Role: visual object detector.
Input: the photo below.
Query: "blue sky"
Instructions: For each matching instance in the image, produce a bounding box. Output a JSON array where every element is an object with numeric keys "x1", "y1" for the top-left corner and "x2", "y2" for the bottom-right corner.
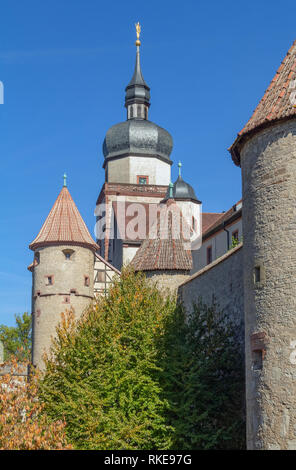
[{"x1": 0, "y1": 0, "x2": 295, "y2": 326}]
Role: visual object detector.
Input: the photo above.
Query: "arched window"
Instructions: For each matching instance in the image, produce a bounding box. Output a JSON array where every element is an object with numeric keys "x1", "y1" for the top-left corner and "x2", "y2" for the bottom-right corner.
[
  {"x1": 130, "y1": 106, "x2": 133, "y2": 118},
  {"x1": 137, "y1": 105, "x2": 141, "y2": 117}
]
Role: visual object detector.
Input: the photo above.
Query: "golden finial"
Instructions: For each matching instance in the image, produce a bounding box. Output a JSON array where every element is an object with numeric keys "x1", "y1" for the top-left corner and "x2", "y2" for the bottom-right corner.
[{"x1": 135, "y1": 22, "x2": 141, "y2": 46}]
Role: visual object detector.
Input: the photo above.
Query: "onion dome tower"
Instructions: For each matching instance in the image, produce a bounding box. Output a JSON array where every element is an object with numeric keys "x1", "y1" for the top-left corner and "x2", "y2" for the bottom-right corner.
[
  {"x1": 230, "y1": 40, "x2": 296, "y2": 450},
  {"x1": 28, "y1": 175, "x2": 98, "y2": 369},
  {"x1": 102, "y1": 22, "x2": 173, "y2": 186},
  {"x1": 96, "y1": 24, "x2": 174, "y2": 267}
]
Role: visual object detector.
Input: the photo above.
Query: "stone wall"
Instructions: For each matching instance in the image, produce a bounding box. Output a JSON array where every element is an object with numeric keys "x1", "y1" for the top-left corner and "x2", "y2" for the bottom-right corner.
[
  {"x1": 240, "y1": 119, "x2": 296, "y2": 450},
  {"x1": 31, "y1": 244, "x2": 94, "y2": 369},
  {"x1": 178, "y1": 244, "x2": 244, "y2": 349},
  {"x1": 145, "y1": 270, "x2": 191, "y2": 295}
]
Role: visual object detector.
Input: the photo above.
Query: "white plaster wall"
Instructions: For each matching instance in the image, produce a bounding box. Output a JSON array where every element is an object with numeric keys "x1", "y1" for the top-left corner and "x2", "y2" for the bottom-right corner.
[
  {"x1": 192, "y1": 219, "x2": 242, "y2": 273},
  {"x1": 107, "y1": 156, "x2": 171, "y2": 185},
  {"x1": 129, "y1": 157, "x2": 171, "y2": 185},
  {"x1": 123, "y1": 245, "x2": 139, "y2": 266}
]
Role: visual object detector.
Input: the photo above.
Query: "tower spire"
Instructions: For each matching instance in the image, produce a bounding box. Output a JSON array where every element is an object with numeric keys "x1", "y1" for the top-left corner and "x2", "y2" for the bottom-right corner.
[{"x1": 125, "y1": 23, "x2": 150, "y2": 120}]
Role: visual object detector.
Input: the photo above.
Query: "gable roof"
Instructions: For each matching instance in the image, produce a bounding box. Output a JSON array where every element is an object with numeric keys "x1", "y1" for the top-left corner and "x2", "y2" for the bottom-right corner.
[
  {"x1": 230, "y1": 40, "x2": 296, "y2": 165},
  {"x1": 29, "y1": 186, "x2": 99, "y2": 252}
]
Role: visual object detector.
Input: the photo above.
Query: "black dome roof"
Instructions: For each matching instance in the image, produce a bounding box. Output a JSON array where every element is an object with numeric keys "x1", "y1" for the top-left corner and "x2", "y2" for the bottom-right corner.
[
  {"x1": 163, "y1": 175, "x2": 201, "y2": 203},
  {"x1": 103, "y1": 119, "x2": 173, "y2": 163}
]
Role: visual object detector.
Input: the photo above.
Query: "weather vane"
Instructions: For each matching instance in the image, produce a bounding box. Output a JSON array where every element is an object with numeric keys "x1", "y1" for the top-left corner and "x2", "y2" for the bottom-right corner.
[{"x1": 135, "y1": 22, "x2": 141, "y2": 46}]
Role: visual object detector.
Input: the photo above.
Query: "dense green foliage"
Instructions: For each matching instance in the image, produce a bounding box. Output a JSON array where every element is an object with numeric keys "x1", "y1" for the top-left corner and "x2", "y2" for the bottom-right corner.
[
  {"x1": 39, "y1": 270, "x2": 245, "y2": 450},
  {"x1": 0, "y1": 312, "x2": 32, "y2": 361},
  {"x1": 40, "y1": 270, "x2": 176, "y2": 450},
  {"x1": 161, "y1": 299, "x2": 245, "y2": 449}
]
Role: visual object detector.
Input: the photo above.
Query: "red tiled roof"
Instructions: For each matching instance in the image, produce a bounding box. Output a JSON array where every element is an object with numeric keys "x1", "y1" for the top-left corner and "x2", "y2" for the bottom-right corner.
[
  {"x1": 29, "y1": 187, "x2": 99, "y2": 252},
  {"x1": 230, "y1": 40, "x2": 296, "y2": 165},
  {"x1": 202, "y1": 200, "x2": 242, "y2": 238},
  {"x1": 202, "y1": 213, "x2": 222, "y2": 234},
  {"x1": 130, "y1": 201, "x2": 192, "y2": 272}
]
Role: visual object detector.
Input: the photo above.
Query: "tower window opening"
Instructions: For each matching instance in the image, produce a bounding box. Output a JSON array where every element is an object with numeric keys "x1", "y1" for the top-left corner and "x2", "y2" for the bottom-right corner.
[
  {"x1": 63, "y1": 249, "x2": 75, "y2": 260},
  {"x1": 144, "y1": 107, "x2": 148, "y2": 119},
  {"x1": 254, "y1": 266, "x2": 261, "y2": 283},
  {"x1": 137, "y1": 175, "x2": 149, "y2": 185},
  {"x1": 34, "y1": 252, "x2": 40, "y2": 264},
  {"x1": 63, "y1": 296, "x2": 70, "y2": 304},
  {"x1": 84, "y1": 276, "x2": 90, "y2": 287},
  {"x1": 207, "y1": 246, "x2": 212, "y2": 265},
  {"x1": 46, "y1": 275, "x2": 53, "y2": 286},
  {"x1": 192, "y1": 216, "x2": 196, "y2": 231},
  {"x1": 253, "y1": 349, "x2": 263, "y2": 371},
  {"x1": 137, "y1": 105, "x2": 141, "y2": 117},
  {"x1": 130, "y1": 106, "x2": 133, "y2": 119}
]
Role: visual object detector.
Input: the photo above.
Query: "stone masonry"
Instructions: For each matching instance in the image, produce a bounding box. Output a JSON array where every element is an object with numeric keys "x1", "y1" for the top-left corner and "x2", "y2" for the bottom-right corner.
[
  {"x1": 241, "y1": 119, "x2": 296, "y2": 450},
  {"x1": 32, "y1": 245, "x2": 94, "y2": 369},
  {"x1": 178, "y1": 244, "x2": 244, "y2": 350}
]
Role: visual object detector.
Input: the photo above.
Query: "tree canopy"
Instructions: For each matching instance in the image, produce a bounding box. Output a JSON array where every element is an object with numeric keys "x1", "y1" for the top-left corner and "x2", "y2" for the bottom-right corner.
[
  {"x1": 0, "y1": 312, "x2": 32, "y2": 362},
  {"x1": 39, "y1": 269, "x2": 245, "y2": 450}
]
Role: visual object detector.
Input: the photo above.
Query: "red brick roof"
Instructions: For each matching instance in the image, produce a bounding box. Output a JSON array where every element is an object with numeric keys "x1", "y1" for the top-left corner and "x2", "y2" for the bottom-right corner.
[
  {"x1": 29, "y1": 186, "x2": 99, "y2": 252},
  {"x1": 230, "y1": 40, "x2": 296, "y2": 165},
  {"x1": 130, "y1": 202, "x2": 192, "y2": 272}
]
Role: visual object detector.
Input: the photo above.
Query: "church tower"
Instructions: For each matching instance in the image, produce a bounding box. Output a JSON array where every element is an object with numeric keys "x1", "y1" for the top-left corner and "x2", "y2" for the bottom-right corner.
[
  {"x1": 230, "y1": 40, "x2": 296, "y2": 450},
  {"x1": 28, "y1": 176, "x2": 99, "y2": 369},
  {"x1": 96, "y1": 24, "x2": 173, "y2": 270}
]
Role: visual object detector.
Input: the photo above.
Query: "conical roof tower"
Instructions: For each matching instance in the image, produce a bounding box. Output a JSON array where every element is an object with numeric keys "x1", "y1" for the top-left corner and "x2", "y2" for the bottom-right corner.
[{"x1": 30, "y1": 175, "x2": 98, "y2": 252}]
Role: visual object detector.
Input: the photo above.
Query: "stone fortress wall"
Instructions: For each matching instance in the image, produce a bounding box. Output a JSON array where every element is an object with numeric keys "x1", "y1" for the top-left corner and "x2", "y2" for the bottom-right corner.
[{"x1": 178, "y1": 243, "x2": 244, "y2": 350}]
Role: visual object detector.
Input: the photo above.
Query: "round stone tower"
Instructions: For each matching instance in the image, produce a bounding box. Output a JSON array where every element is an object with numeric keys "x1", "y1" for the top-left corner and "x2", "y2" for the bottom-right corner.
[
  {"x1": 28, "y1": 177, "x2": 99, "y2": 369},
  {"x1": 230, "y1": 40, "x2": 296, "y2": 450}
]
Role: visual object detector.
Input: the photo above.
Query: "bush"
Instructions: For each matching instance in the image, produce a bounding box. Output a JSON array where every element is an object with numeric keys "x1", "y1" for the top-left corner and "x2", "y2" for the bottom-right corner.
[
  {"x1": 162, "y1": 298, "x2": 245, "y2": 449},
  {"x1": 0, "y1": 357, "x2": 71, "y2": 450}
]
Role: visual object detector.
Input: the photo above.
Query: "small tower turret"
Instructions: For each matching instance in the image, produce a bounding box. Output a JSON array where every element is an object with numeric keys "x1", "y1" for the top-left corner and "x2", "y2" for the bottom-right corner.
[{"x1": 28, "y1": 177, "x2": 99, "y2": 369}]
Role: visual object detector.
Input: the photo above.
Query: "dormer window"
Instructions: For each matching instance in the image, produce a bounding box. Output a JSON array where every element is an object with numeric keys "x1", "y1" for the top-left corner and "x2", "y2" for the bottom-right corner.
[
  {"x1": 137, "y1": 175, "x2": 149, "y2": 185},
  {"x1": 63, "y1": 249, "x2": 75, "y2": 260}
]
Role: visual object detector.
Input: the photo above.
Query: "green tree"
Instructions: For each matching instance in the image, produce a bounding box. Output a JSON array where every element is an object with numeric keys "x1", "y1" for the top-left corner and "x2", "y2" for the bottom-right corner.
[
  {"x1": 39, "y1": 270, "x2": 245, "y2": 450},
  {"x1": 162, "y1": 298, "x2": 245, "y2": 450},
  {"x1": 0, "y1": 312, "x2": 32, "y2": 361},
  {"x1": 39, "y1": 269, "x2": 176, "y2": 450}
]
